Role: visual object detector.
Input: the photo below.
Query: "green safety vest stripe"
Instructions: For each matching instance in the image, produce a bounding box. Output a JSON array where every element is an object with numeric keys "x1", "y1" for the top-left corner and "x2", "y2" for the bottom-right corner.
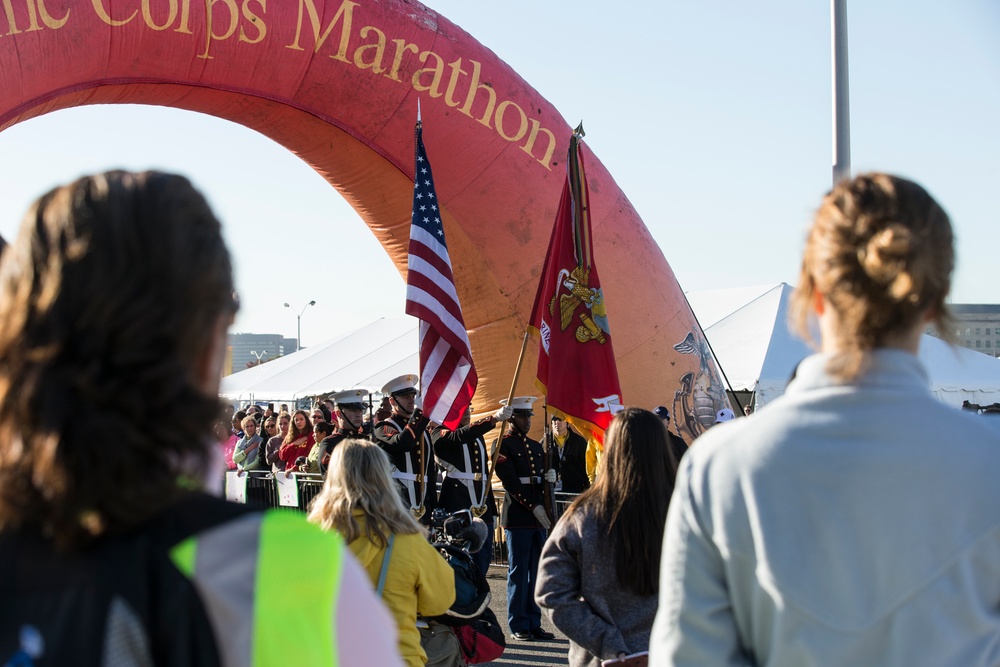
[
  {"x1": 167, "y1": 510, "x2": 346, "y2": 667},
  {"x1": 169, "y1": 536, "x2": 198, "y2": 579},
  {"x1": 254, "y1": 510, "x2": 344, "y2": 667}
]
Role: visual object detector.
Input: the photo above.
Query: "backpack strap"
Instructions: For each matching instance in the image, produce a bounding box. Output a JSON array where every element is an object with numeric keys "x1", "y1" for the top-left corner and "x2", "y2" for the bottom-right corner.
[{"x1": 375, "y1": 534, "x2": 395, "y2": 598}]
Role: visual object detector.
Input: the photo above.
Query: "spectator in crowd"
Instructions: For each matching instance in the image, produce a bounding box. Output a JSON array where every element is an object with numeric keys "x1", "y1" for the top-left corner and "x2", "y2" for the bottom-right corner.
[
  {"x1": 374, "y1": 396, "x2": 393, "y2": 423},
  {"x1": 651, "y1": 173, "x2": 1000, "y2": 665},
  {"x1": 265, "y1": 410, "x2": 290, "y2": 471},
  {"x1": 585, "y1": 437, "x2": 602, "y2": 485},
  {"x1": 221, "y1": 402, "x2": 235, "y2": 424},
  {"x1": 712, "y1": 407, "x2": 735, "y2": 425},
  {"x1": 231, "y1": 409, "x2": 247, "y2": 439},
  {"x1": 308, "y1": 438, "x2": 455, "y2": 667},
  {"x1": 537, "y1": 408, "x2": 677, "y2": 667},
  {"x1": 494, "y1": 396, "x2": 557, "y2": 642},
  {"x1": 279, "y1": 409, "x2": 316, "y2": 473},
  {"x1": 261, "y1": 414, "x2": 278, "y2": 446},
  {"x1": 653, "y1": 406, "x2": 688, "y2": 464},
  {"x1": 306, "y1": 422, "x2": 335, "y2": 473},
  {"x1": 233, "y1": 414, "x2": 264, "y2": 471},
  {"x1": 312, "y1": 403, "x2": 330, "y2": 426},
  {"x1": 0, "y1": 170, "x2": 400, "y2": 665},
  {"x1": 432, "y1": 402, "x2": 513, "y2": 575},
  {"x1": 215, "y1": 420, "x2": 237, "y2": 471},
  {"x1": 550, "y1": 415, "x2": 589, "y2": 495},
  {"x1": 280, "y1": 402, "x2": 289, "y2": 413}
]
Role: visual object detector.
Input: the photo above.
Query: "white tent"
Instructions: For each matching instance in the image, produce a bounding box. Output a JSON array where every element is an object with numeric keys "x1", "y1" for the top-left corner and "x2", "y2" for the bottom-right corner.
[
  {"x1": 220, "y1": 316, "x2": 418, "y2": 404},
  {"x1": 687, "y1": 284, "x2": 1000, "y2": 409}
]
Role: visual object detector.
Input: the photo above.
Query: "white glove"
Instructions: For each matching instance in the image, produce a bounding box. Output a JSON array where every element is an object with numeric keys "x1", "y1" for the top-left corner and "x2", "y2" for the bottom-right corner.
[
  {"x1": 493, "y1": 404, "x2": 514, "y2": 422},
  {"x1": 532, "y1": 505, "x2": 552, "y2": 530},
  {"x1": 544, "y1": 468, "x2": 557, "y2": 484}
]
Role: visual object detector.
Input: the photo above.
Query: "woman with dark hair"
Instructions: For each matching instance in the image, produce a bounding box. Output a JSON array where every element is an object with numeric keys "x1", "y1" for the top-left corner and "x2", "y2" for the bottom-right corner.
[
  {"x1": 651, "y1": 174, "x2": 1000, "y2": 665},
  {"x1": 278, "y1": 408, "x2": 316, "y2": 473},
  {"x1": 535, "y1": 407, "x2": 678, "y2": 667},
  {"x1": 0, "y1": 170, "x2": 400, "y2": 665}
]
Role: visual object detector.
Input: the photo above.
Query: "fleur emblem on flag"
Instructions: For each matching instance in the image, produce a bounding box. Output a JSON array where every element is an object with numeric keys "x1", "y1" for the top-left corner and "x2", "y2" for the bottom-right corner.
[{"x1": 549, "y1": 265, "x2": 611, "y2": 344}]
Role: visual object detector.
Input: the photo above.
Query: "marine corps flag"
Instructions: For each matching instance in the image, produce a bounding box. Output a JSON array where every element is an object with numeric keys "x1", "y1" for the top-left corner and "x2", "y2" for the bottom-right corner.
[{"x1": 528, "y1": 126, "x2": 623, "y2": 443}]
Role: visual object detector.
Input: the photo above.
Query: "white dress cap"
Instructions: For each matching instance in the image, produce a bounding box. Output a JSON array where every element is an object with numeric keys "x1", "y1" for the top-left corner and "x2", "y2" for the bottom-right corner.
[
  {"x1": 332, "y1": 388, "x2": 370, "y2": 408},
  {"x1": 381, "y1": 374, "x2": 419, "y2": 396}
]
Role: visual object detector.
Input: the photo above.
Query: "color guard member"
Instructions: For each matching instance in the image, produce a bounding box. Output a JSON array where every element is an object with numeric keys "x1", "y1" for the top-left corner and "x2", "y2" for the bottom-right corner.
[
  {"x1": 494, "y1": 397, "x2": 556, "y2": 642},
  {"x1": 374, "y1": 374, "x2": 435, "y2": 523}
]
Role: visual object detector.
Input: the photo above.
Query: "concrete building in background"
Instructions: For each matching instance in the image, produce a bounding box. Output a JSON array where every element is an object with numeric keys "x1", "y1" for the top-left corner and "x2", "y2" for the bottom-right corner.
[
  {"x1": 227, "y1": 333, "x2": 298, "y2": 373},
  {"x1": 927, "y1": 305, "x2": 1000, "y2": 359}
]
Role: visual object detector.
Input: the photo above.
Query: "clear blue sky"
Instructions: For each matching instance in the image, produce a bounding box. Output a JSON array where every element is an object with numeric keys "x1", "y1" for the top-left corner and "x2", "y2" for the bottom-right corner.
[{"x1": 0, "y1": 0, "x2": 996, "y2": 348}]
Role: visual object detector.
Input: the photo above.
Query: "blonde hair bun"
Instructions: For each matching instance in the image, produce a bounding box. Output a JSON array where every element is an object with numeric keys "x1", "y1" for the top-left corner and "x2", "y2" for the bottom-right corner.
[{"x1": 857, "y1": 224, "x2": 917, "y2": 302}]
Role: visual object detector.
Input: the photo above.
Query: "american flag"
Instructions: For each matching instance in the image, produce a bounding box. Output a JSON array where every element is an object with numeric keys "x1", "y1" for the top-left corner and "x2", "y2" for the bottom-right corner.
[{"x1": 405, "y1": 121, "x2": 477, "y2": 430}]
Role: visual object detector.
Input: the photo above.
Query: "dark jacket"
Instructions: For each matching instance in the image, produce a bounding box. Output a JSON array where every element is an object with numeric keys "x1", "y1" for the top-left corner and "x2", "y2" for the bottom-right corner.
[
  {"x1": 0, "y1": 493, "x2": 398, "y2": 667},
  {"x1": 317, "y1": 425, "x2": 370, "y2": 473},
  {"x1": 494, "y1": 430, "x2": 547, "y2": 528},
  {"x1": 374, "y1": 409, "x2": 436, "y2": 522},
  {"x1": 556, "y1": 429, "x2": 590, "y2": 494},
  {"x1": 432, "y1": 416, "x2": 499, "y2": 522},
  {"x1": 667, "y1": 431, "x2": 688, "y2": 466}
]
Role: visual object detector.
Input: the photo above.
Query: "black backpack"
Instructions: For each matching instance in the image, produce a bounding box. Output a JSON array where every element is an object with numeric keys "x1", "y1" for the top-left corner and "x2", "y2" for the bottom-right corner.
[{"x1": 428, "y1": 542, "x2": 490, "y2": 624}]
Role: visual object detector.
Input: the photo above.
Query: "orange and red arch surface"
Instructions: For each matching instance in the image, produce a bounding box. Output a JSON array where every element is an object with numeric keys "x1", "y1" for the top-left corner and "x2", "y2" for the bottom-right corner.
[{"x1": 0, "y1": 0, "x2": 725, "y2": 439}]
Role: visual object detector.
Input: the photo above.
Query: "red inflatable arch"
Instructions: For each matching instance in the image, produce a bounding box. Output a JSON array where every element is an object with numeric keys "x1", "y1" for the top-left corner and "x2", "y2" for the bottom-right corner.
[{"x1": 0, "y1": 0, "x2": 727, "y2": 439}]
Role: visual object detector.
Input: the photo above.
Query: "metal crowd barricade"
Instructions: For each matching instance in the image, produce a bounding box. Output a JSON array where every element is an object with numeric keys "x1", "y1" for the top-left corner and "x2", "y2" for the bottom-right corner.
[
  {"x1": 487, "y1": 489, "x2": 580, "y2": 567},
  {"x1": 221, "y1": 472, "x2": 579, "y2": 568},
  {"x1": 223, "y1": 470, "x2": 325, "y2": 512},
  {"x1": 296, "y1": 473, "x2": 325, "y2": 512}
]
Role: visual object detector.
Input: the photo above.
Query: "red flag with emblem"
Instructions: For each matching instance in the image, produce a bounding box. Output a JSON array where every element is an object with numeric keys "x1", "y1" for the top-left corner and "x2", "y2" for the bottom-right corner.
[{"x1": 528, "y1": 127, "x2": 623, "y2": 443}]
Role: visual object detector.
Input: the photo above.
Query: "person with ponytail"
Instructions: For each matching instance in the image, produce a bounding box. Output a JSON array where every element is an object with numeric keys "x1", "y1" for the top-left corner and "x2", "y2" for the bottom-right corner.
[{"x1": 650, "y1": 174, "x2": 1000, "y2": 666}]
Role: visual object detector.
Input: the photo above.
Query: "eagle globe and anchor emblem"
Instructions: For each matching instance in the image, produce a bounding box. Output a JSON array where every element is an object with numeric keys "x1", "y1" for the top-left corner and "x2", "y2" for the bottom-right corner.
[
  {"x1": 542, "y1": 265, "x2": 610, "y2": 346},
  {"x1": 538, "y1": 262, "x2": 623, "y2": 416}
]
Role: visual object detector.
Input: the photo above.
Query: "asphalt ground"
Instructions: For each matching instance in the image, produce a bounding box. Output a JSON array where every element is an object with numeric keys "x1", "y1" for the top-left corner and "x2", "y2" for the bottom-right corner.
[{"x1": 485, "y1": 564, "x2": 570, "y2": 667}]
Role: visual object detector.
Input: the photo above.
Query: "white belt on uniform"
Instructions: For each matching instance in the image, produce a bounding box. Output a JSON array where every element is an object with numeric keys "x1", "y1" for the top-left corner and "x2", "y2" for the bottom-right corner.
[
  {"x1": 518, "y1": 476, "x2": 542, "y2": 484},
  {"x1": 392, "y1": 471, "x2": 429, "y2": 482},
  {"x1": 446, "y1": 471, "x2": 483, "y2": 481}
]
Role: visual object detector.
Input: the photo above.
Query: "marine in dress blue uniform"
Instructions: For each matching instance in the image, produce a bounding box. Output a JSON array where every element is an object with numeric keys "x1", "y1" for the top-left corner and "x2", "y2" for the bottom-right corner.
[{"x1": 493, "y1": 397, "x2": 556, "y2": 641}]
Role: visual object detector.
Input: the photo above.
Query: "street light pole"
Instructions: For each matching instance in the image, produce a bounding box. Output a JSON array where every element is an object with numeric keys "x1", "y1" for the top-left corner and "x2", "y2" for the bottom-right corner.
[
  {"x1": 250, "y1": 350, "x2": 268, "y2": 366},
  {"x1": 831, "y1": 0, "x2": 851, "y2": 185},
  {"x1": 284, "y1": 300, "x2": 316, "y2": 352}
]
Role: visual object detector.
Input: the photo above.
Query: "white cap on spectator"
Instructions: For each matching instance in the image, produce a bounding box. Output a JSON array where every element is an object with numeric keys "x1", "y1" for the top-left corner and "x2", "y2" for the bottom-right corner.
[{"x1": 714, "y1": 408, "x2": 736, "y2": 423}]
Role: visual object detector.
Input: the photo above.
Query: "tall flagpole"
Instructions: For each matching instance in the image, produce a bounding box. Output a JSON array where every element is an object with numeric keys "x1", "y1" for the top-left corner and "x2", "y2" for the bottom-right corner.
[{"x1": 832, "y1": 0, "x2": 851, "y2": 185}]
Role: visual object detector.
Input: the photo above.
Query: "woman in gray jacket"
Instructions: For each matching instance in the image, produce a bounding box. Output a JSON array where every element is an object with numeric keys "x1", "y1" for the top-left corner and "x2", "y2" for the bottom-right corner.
[
  {"x1": 651, "y1": 173, "x2": 1000, "y2": 666},
  {"x1": 536, "y1": 408, "x2": 678, "y2": 666}
]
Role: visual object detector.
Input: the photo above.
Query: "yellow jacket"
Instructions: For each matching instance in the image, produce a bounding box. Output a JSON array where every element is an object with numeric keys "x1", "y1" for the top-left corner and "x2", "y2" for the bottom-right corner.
[{"x1": 348, "y1": 510, "x2": 455, "y2": 667}]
